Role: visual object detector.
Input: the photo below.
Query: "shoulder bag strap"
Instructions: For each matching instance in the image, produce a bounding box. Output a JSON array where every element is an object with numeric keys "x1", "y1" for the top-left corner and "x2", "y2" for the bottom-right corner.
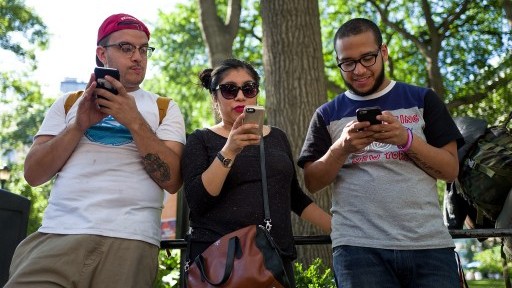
[
  {"x1": 260, "y1": 139, "x2": 272, "y2": 231},
  {"x1": 185, "y1": 139, "x2": 270, "y2": 274}
]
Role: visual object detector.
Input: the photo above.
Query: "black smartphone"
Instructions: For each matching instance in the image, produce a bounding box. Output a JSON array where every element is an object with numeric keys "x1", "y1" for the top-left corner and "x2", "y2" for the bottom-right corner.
[
  {"x1": 356, "y1": 106, "x2": 382, "y2": 125},
  {"x1": 94, "y1": 67, "x2": 120, "y2": 95},
  {"x1": 243, "y1": 105, "x2": 265, "y2": 135}
]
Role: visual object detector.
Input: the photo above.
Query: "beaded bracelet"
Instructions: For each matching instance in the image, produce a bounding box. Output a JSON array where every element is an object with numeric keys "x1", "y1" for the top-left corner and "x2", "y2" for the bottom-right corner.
[{"x1": 397, "y1": 127, "x2": 413, "y2": 152}]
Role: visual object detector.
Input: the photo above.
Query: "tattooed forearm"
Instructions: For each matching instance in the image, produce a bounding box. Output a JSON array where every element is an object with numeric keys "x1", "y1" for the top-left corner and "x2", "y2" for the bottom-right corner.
[
  {"x1": 406, "y1": 151, "x2": 443, "y2": 177},
  {"x1": 143, "y1": 153, "x2": 171, "y2": 182}
]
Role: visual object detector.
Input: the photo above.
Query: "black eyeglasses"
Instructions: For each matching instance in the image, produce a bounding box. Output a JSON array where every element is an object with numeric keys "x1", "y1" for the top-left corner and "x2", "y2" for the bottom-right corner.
[
  {"x1": 337, "y1": 48, "x2": 381, "y2": 72},
  {"x1": 102, "y1": 42, "x2": 155, "y2": 58},
  {"x1": 215, "y1": 82, "x2": 259, "y2": 99}
]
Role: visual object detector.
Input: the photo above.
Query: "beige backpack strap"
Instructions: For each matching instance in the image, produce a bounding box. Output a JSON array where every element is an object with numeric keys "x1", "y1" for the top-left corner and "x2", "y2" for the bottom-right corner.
[
  {"x1": 64, "y1": 91, "x2": 84, "y2": 115},
  {"x1": 157, "y1": 97, "x2": 171, "y2": 125},
  {"x1": 65, "y1": 92, "x2": 170, "y2": 124}
]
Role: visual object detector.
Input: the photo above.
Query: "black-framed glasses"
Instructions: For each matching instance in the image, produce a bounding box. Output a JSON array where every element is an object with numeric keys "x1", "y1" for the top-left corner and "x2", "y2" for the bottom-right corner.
[
  {"x1": 337, "y1": 48, "x2": 381, "y2": 72},
  {"x1": 102, "y1": 42, "x2": 155, "y2": 58},
  {"x1": 215, "y1": 82, "x2": 259, "y2": 99}
]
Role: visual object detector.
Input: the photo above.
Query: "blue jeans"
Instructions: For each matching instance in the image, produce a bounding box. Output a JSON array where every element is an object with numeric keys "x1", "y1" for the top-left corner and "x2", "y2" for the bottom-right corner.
[{"x1": 332, "y1": 245, "x2": 460, "y2": 288}]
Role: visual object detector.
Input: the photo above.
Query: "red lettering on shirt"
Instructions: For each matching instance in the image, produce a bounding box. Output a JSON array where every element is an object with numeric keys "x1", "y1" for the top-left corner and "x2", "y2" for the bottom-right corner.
[
  {"x1": 399, "y1": 114, "x2": 420, "y2": 124},
  {"x1": 384, "y1": 151, "x2": 411, "y2": 161}
]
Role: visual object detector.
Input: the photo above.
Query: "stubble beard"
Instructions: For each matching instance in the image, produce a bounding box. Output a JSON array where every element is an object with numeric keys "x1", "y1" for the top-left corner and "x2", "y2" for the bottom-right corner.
[{"x1": 344, "y1": 64, "x2": 385, "y2": 97}]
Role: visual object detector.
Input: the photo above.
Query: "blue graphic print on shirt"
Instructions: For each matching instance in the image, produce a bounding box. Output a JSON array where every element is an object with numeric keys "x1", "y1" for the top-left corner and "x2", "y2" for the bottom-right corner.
[{"x1": 84, "y1": 115, "x2": 133, "y2": 146}]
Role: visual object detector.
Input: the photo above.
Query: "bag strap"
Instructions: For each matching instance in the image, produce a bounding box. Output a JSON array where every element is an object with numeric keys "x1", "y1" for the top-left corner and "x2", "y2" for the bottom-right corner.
[
  {"x1": 64, "y1": 90, "x2": 170, "y2": 125},
  {"x1": 259, "y1": 139, "x2": 272, "y2": 231},
  {"x1": 194, "y1": 236, "x2": 242, "y2": 286},
  {"x1": 184, "y1": 137, "x2": 272, "y2": 272},
  {"x1": 455, "y1": 251, "x2": 469, "y2": 288}
]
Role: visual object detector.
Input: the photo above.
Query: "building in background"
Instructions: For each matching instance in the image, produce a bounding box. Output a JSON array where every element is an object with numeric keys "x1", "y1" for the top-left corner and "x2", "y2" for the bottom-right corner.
[{"x1": 60, "y1": 78, "x2": 87, "y2": 93}]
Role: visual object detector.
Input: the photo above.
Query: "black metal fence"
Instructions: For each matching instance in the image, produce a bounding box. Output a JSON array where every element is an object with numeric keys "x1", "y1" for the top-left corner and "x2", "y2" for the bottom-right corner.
[{"x1": 161, "y1": 228, "x2": 512, "y2": 249}]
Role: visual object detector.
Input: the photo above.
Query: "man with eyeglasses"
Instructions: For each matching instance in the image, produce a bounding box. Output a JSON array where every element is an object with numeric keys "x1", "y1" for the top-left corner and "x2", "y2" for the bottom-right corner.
[
  {"x1": 298, "y1": 18, "x2": 464, "y2": 287},
  {"x1": 6, "y1": 13, "x2": 186, "y2": 288}
]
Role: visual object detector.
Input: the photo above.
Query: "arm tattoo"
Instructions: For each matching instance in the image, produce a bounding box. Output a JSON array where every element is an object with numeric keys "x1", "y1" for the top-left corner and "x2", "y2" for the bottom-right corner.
[
  {"x1": 407, "y1": 151, "x2": 442, "y2": 177},
  {"x1": 143, "y1": 153, "x2": 171, "y2": 182}
]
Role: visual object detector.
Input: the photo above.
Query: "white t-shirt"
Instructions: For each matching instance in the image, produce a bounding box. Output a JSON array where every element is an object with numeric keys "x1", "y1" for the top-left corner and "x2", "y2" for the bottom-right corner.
[{"x1": 36, "y1": 89, "x2": 186, "y2": 246}]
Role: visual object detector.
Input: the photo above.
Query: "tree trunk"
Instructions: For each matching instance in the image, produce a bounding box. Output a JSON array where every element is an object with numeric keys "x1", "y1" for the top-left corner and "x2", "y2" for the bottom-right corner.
[
  {"x1": 197, "y1": 0, "x2": 241, "y2": 67},
  {"x1": 425, "y1": 52, "x2": 446, "y2": 98},
  {"x1": 261, "y1": 0, "x2": 332, "y2": 268},
  {"x1": 504, "y1": 0, "x2": 512, "y2": 28}
]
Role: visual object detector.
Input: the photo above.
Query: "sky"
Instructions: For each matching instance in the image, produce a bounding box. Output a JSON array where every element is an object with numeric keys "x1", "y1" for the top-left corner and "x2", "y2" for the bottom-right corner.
[{"x1": 22, "y1": 0, "x2": 184, "y2": 96}]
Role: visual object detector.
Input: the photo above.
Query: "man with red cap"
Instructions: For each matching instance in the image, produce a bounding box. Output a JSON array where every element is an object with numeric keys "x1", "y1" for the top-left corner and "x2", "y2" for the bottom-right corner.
[{"x1": 5, "y1": 13, "x2": 186, "y2": 287}]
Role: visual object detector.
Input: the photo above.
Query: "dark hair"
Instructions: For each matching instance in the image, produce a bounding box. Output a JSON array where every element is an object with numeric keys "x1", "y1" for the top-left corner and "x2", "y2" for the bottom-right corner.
[
  {"x1": 198, "y1": 58, "x2": 260, "y2": 95},
  {"x1": 333, "y1": 18, "x2": 383, "y2": 51}
]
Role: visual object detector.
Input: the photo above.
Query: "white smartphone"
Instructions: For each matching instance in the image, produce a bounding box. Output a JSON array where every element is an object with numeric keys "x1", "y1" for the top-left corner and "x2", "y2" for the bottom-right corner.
[{"x1": 243, "y1": 105, "x2": 265, "y2": 135}]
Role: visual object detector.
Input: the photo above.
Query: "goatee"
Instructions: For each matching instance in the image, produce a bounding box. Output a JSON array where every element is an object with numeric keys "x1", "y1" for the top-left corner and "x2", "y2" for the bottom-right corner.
[{"x1": 344, "y1": 64, "x2": 385, "y2": 97}]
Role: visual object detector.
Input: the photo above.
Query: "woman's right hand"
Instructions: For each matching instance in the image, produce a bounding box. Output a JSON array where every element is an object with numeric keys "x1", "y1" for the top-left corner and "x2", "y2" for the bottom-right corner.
[{"x1": 222, "y1": 113, "x2": 261, "y2": 158}]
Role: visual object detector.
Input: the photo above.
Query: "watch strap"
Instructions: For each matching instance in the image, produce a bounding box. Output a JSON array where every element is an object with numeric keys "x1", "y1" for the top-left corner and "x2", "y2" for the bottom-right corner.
[{"x1": 217, "y1": 152, "x2": 233, "y2": 168}]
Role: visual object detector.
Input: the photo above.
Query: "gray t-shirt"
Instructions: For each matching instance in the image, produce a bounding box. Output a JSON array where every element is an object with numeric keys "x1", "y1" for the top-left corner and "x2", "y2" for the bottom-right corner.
[{"x1": 298, "y1": 81, "x2": 464, "y2": 250}]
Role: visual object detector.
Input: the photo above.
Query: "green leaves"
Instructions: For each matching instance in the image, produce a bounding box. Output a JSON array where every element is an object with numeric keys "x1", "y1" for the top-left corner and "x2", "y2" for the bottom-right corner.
[{"x1": 294, "y1": 258, "x2": 335, "y2": 288}]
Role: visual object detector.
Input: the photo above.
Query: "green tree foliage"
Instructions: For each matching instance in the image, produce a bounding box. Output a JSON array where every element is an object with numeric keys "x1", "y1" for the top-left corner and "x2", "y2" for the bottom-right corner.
[
  {"x1": 146, "y1": 3, "x2": 214, "y2": 132},
  {"x1": 155, "y1": 249, "x2": 181, "y2": 288},
  {"x1": 0, "y1": 0, "x2": 52, "y2": 235},
  {"x1": 474, "y1": 245, "x2": 507, "y2": 274},
  {"x1": 294, "y1": 258, "x2": 336, "y2": 288},
  {"x1": 0, "y1": 81, "x2": 53, "y2": 234},
  {"x1": 147, "y1": 0, "x2": 263, "y2": 133},
  {"x1": 319, "y1": 0, "x2": 511, "y2": 126},
  {"x1": 1, "y1": 0, "x2": 49, "y2": 116},
  {"x1": 0, "y1": 0, "x2": 48, "y2": 67}
]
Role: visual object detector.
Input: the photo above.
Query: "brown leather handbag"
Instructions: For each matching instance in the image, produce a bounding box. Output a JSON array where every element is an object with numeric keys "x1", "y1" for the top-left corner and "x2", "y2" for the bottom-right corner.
[{"x1": 184, "y1": 140, "x2": 291, "y2": 288}]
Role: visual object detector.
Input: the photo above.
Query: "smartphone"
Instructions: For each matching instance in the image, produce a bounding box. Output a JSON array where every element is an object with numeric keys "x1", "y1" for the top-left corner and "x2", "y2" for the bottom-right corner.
[
  {"x1": 94, "y1": 67, "x2": 120, "y2": 95},
  {"x1": 356, "y1": 106, "x2": 382, "y2": 125},
  {"x1": 243, "y1": 105, "x2": 265, "y2": 135}
]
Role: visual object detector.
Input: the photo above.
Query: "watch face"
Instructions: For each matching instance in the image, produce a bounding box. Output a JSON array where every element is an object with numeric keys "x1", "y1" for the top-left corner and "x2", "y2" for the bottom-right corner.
[
  {"x1": 223, "y1": 158, "x2": 232, "y2": 167},
  {"x1": 217, "y1": 152, "x2": 233, "y2": 168}
]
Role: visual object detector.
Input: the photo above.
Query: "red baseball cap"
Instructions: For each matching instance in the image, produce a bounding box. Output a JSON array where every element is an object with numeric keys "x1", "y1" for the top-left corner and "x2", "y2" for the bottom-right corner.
[
  {"x1": 96, "y1": 13, "x2": 150, "y2": 66},
  {"x1": 97, "y1": 13, "x2": 150, "y2": 44}
]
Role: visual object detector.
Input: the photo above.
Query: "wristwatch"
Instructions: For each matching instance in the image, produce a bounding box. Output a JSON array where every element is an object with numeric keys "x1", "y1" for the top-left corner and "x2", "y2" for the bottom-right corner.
[{"x1": 217, "y1": 152, "x2": 233, "y2": 168}]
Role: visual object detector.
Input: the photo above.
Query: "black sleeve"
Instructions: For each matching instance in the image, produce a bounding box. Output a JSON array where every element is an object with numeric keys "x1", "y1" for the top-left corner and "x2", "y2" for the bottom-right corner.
[
  {"x1": 423, "y1": 90, "x2": 465, "y2": 149},
  {"x1": 297, "y1": 111, "x2": 332, "y2": 168},
  {"x1": 181, "y1": 130, "x2": 219, "y2": 215}
]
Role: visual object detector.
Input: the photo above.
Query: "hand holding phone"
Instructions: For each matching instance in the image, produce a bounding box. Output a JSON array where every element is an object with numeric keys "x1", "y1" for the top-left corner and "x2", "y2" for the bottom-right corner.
[
  {"x1": 243, "y1": 105, "x2": 265, "y2": 136},
  {"x1": 356, "y1": 106, "x2": 382, "y2": 125},
  {"x1": 94, "y1": 67, "x2": 120, "y2": 95}
]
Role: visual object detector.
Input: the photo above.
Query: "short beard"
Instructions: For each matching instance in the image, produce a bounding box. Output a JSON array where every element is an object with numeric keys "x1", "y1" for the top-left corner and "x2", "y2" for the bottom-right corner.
[{"x1": 344, "y1": 64, "x2": 385, "y2": 97}]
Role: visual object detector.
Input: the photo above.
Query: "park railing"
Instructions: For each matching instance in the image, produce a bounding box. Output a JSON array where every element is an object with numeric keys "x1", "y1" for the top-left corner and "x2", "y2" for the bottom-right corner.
[
  {"x1": 160, "y1": 228, "x2": 512, "y2": 249},
  {"x1": 161, "y1": 228, "x2": 512, "y2": 288}
]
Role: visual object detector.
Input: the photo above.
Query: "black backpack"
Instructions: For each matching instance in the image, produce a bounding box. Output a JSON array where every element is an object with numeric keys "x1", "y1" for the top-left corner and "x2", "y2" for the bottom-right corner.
[{"x1": 454, "y1": 111, "x2": 512, "y2": 224}]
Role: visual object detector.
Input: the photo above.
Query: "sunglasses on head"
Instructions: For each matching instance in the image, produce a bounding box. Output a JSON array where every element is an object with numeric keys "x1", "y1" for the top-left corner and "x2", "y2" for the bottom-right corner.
[{"x1": 215, "y1": 82, "x2": 259, "y2": 99}]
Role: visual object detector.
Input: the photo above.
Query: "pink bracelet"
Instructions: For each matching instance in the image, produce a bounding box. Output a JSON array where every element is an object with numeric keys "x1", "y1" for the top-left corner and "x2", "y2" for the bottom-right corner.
[{"x1": 397, "y1": 128, "x2": 413, "y2": 152}]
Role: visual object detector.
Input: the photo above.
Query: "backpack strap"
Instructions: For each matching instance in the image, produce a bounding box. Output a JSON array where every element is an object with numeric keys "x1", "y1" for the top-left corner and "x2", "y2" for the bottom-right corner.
[
  {"x1": 64, "y1": 90, "x2": 84, "y2": 115},
  {"x1": 157, "y1": 96, "x2": 171, "y2": 125},
  {"x1": 64, "y1": 91, "x2": 170, "y2": 125}
]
